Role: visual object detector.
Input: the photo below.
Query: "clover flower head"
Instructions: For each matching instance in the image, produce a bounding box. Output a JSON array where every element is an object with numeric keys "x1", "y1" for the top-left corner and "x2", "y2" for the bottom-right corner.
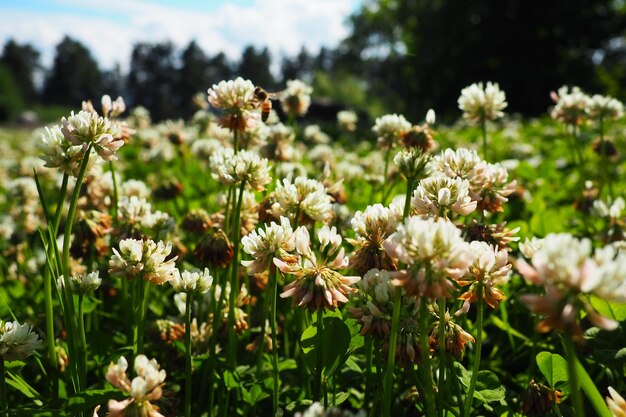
[
  {"x1": 211, "y1": 149, "x2": 272, "y2": 191},
  {"x1": 593, "y1": 197, "x2": 625, "y2": 221},
  {"x1": 394, "y1": 148, "x2": 433, "y2": 182},
  {"x1": 241, "y1": 216, "x2": 296, "y2": 275},
  {"x1": 517, "y1": 234, "x2": 626, "y2": 337},
  {"x1": 106, "y1": 354, "x2": 166, "y2": 417},
  {"x1": 470, "y1": 162, "x2": 517, "y2": 212},
  {"x1": 412, "y1": 174, "x2": 477, "y2": 218},
  {"x1": 170, "y1": 268, "x2": 213, "y2": 294},
  {"x1": 372, "y1": 113, "x2": 412, "y2": 148},
  {"x1": 58, "y1": 271, "x2": 102, "y2": 294},
  {"x1": 433, "y1": 148, "x2": 483, "y2": 180},
  {"x1": 384, "y1": 217, "x2": 473, "y2": 299},
  {"x1": 0, "y1": 320, "x2": 42, "y2": 361},
  {"x1": 275, "y1": 227, "x2": 360, "y2": 310},
  {"x1": 587, "y1": 94, "x2": 623, "y2": 120},
  {"x1": 337, "y1": 110, "x2": 358, "y2": 132},
  {"x1": 109, "y1": 238, "x2": 178, "y2": 284},
  {"x1": 61, "y1": 110, "x2": 123, "y2": 161},
  {"x1": 207, "y1": 77, "x2": 260, "y2": 131},
  {"x1": 348, "y1": 204, "x2": 402, "y2": 275},
  {"x1": 271, "y1": 176, "x2": 333, "y2": 224},
  {"x1": 281, "y1": 79, "x2": 313, "y2": 117},
  {"x1": 550, "y1": 85, "x2": 591, "y2": 126},
  {"x1": 458, "y1": 81, "x2": 507, "y2": 123},
  {"x1": 37, "y1": 125, "x2": 86, "y2": 176},
  {"x1": 457, "y1": 241, "x2": 511, "y2": 310}
]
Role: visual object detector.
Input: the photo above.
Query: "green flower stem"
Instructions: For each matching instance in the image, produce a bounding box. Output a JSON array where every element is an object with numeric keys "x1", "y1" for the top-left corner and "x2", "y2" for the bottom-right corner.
[
  {"x1": 77, "y1": 294, "x2": 87, "y2": 389},
  {"x1": 437, "y1": 297, "x2": 447, "y2": 417},
  {"x1": 463, "y1": 286, "x2": 484, "y2": 417},
  {"x1": 313, "y1": 307, "x2": 324, "y2": 402},
  {"x1": 382, "y1": 287, "x2": 402, "y2": 417},
  {"x1": 61, "y1": 144, "x2": 92, "y2": 393},
  {"x1": 270, "y1": 266, "x2": 280, "y2": 414},
  {"x1": 133, "y1": 278, "x2": 148, "y2": 358},
  {"x1": 184, "y1": 293, "x2": 193, "y2": 417},
  {"x1": 52, "y1": 173, "x2": 69, "y2": 234},
  {"x1": 1, "y1": 359, "x2": 8, "y2": 415},
  {"x1": 43, "y1": 268, "x2": 58, "y2": 373},
  {"x1": 418, "y1": 298, "x2": 437, "y2": 417},
  {"x1": 481, "y1": 118, "x2": 488, "y2": 161},
  {"x1": 109, "y1": 161, "x2": 119, "y2": 221},
  {"x1": 227, "y1": 181, "x2": 246, "y2": 368},
  {"x1": 448, "y1": 359, "x2": 465, "y2": 417},
  {"x1": 563, "y1": 335, "x2": 585, "y2": 417},
  {"x1": 403, "y1": 179, "x2": 414, "y2": 219}
]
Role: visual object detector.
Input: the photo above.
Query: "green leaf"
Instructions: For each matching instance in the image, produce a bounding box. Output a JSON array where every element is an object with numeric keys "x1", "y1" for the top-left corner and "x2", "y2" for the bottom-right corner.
[
  {"x1": 334, "y1": 391, "x2": 350, "y2": 405},
  {"x1": 223, "y1": 369, "x2": 240, "y2": 390},
  {"x1": 300, "y1": 316, "x2": 351, "y2": 379},
  {"x1": 473, "y1": 370, "x2": 506, "y2": 404},
  {"x1": 68, "y1": 389, "x2": 126, "y2": 414},
  {"x1": 536, "y1": 352, "x2": 568, "y2": 388},
  {"x1": 589, "y1": 296, "x2": 626, "y2": 321}
]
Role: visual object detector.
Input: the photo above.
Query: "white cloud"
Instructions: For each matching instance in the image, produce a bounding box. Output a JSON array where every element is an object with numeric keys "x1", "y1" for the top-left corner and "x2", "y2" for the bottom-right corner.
[{"x1": 0, "y1": 0, "x2": 356, "y2": 73}]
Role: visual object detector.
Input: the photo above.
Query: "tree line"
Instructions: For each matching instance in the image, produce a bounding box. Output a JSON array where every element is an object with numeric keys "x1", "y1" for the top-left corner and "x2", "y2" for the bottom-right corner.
[{"x1": 2, "y1": 0, "x2": 625, "y2": 123}]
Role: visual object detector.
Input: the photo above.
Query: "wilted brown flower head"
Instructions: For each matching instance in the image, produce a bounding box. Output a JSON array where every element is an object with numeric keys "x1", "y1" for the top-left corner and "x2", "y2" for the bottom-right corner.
[
  {"x1": 400, "y1": 123, "x2": 437, "y2": 152},
  {"x1": 181, "y1": 209, "x2": 212, "y2": 234},
  {"x1": 428, "y1": 307, "x2": 475, "y2": 359},
  {"x1": 462, "y1": 220, "x2": 520, "y2": 252},
  {"x1": 194, "y1": 229, "x2": 234, "y2": 269}
]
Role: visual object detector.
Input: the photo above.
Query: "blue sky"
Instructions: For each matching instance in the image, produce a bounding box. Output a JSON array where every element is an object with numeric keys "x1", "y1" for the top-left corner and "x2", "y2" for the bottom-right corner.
[{"x1": 0, "y1": 0, "x2": 363, "y2": 70}]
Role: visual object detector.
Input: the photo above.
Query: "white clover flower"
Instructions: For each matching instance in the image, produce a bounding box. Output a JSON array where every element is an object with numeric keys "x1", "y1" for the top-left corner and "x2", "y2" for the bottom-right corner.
[
  {"x1": 550, "y1": 85, "x2": 591, "y2": 126},
  {"x1": 458, "y1": 81, "x2": 507, "y2": 123},
  {"x1": 457, "y1": 241, "x2": 511, "y2": 310},
  {"x1": 372, "y1": 114, "x2": 412, "y2": 148},
  {"x1": 207, "y1": 77, "x2": 260, "y2": 132},
  {"x1": 281, "y1": 79, "x2": 313, "y2": 117},
  {"x1": 271, "y1": 176, "x2": 333, "y2": 224},
  {"x1": 337, "y1": 110, "x2": 358, "y2": 132},
  {"x1": 241, "y1": 216, "x2": 296, "y2": 275},
  {"x1": 208, "y1": 77, "x2": 257, "y2": 111},
  {"x1": 517, "y1": 234, "x2": 626, "y2": 335},
  {"x1": 106, "y1": 354, "x2": 166, "y2": 417},
  {"x1": 59, "y1": 271, "x2": 102, "y2": 294},
  {"x1": 317, "y1": 225, "x2": 342, "y2": 256},
  {"x1": 37, "y1": 125, "x2": 86, "y2": 176},
  {"x1": 412, "y1": 175, "x2": 477, "y2": 218},
  {"x1": 587, "y1": 94, "x2": 623, "y2": 120},
  {"x1": 394, "y1": 148, "x2": 433, "y2": 182},
  {"x1": 61, "y1": 110, "x2": 123, "y2": 161},
  {"x1": 109, "y1": 238, "x2": 178, "y2": 284},
  {"x1": 470, "y1": 162, "x2": 517, "y2": 212},
  {"x1": 211, "y1": 149, "x2": 272, "y2": 191},
  {"x1": 432, "y1": 148, "x2": 483, "y2": 180},
  {"x1": 0, "y1": 320, "x2": 42, "y2": 361},
  {"x1": 118, "y1": 195, "x2": 153, "y2": 226},
  {"x1": 384, "y1": 217, "x2": 473, "y2": 299},
  {"x1": 170, "y1": 268, "x2": 213, "y2": 294},
  {"x1": 275, "y1": 226, "x2": 360, "y2": 310}
]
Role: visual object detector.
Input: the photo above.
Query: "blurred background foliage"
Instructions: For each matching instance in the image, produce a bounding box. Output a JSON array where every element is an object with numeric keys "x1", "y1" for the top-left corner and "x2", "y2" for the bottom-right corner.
[{"x1": 1, "y1": 0, "x2": 626, "y2": 123}]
